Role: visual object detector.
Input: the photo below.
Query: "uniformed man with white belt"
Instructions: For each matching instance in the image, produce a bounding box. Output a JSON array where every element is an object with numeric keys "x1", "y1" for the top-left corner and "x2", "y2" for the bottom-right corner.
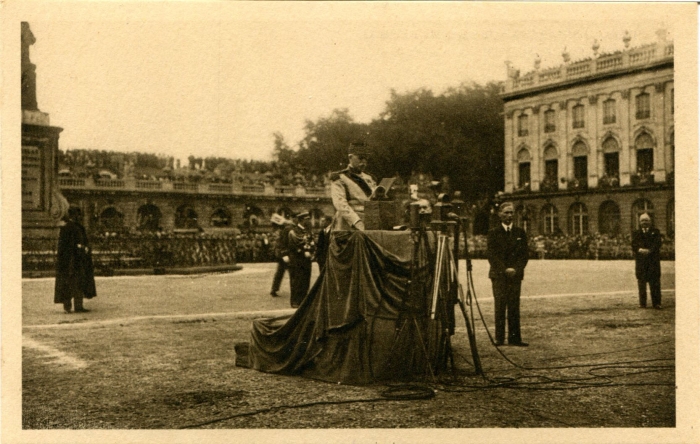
[{"x1": 330, "y1": 142, "x2": 377, "y2": 231}]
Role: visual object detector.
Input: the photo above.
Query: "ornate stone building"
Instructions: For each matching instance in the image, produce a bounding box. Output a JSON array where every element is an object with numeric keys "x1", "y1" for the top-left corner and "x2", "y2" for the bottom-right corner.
[
  {"x1": 500, "y1": 31, "x2": 674, "y2": 237},
  {"x1": 58, "y1": 179, "x2": 334, "y2": 234}
]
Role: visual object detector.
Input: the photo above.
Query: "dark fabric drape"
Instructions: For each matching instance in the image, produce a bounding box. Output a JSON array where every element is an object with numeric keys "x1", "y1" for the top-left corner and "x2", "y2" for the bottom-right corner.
[{"x1": 250, "y1": 230, "x2": 455, "y2": 385}]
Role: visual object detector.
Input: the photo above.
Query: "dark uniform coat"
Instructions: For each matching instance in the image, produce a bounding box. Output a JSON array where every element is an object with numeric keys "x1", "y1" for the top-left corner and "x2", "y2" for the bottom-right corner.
[
  {"x1": 282, "y1": 224, "x2": 315, "y2": 308},
  {"x1": 487, "y1": 225, "x2": 529, "y2": 281},
  {"x1": 487, "y1": 224, "x2": 529, "y2": 344},
  {"x1": 632, "y1": 227, "x2": 662, "y2": 280},
  {"x1": 54, "y1": 220, "x2": 97, "y2": 304}
]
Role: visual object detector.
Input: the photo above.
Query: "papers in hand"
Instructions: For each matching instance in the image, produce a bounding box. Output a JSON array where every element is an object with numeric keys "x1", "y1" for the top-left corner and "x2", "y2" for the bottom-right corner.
[{"x1": 370, "y1": 177, "x2": 397, "y2": 200}]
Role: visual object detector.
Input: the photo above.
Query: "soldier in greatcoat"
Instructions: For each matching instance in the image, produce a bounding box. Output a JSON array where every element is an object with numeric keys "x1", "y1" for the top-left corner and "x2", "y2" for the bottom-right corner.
[{"x1": 54, "y1": 207, "x2": 96, "y2": 313}]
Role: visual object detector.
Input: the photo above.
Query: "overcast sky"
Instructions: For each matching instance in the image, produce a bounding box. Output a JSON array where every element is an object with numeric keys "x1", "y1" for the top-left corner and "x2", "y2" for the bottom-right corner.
[{"x1": 26, "y1": 2, "x2": 681, "y2": 162}]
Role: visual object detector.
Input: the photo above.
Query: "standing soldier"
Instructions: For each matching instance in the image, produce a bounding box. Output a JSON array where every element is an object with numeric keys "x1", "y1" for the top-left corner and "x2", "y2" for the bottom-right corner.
[
  {"x1": 282, "y1": 211, "x2": 315, "y2": 308},
  {"x1": 631, "y1": 213, "x2": 663, "y2": 309},
  {"x1": 330, "y1": 141, "x2": 377, "y2": 231},
  {"x1": 54, "y1": 206, "x2": 97, "y2": 313},
  {"x1": 269, "y1": 214, "x2": 293, "y2": 297}
]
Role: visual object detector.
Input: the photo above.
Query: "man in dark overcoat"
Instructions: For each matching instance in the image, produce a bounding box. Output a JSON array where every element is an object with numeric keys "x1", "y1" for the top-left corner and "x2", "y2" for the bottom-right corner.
[
  {"x1": 54, "y1": 207, "x2": 96, "y2": 313},
  {"x1": 487, "y1": 202, "x2": 529, "y2": 346},
  {"x1": 631, "y1": 213, "x2": 663, "y2": 309},
  {"x1": 281, "y1": 211, "x2": 315, "y2": 308}
]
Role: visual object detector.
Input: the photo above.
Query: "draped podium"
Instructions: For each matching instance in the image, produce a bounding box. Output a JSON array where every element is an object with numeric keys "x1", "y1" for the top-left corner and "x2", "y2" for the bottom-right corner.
[{"x1": 249, "y1": 230, "x2": 457, "y2": 385}]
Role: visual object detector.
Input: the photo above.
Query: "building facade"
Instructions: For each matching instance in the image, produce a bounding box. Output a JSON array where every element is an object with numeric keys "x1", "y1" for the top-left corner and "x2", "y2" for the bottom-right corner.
[
  {"x1": 500, "y1": 32, "x2": 674, "y2": 237},
  {"x1": 58, "y1": 178, "x2": 334, "y2": 234}
]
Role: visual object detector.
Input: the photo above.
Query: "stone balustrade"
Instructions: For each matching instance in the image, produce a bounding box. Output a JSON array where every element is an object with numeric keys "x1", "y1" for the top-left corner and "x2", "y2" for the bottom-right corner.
[
  {"x1": 505, "y1": 41, "x2": 673, "y2": 94},
  {"x1": 58, "y1": 177, "x2": 331, "y2": 198}
]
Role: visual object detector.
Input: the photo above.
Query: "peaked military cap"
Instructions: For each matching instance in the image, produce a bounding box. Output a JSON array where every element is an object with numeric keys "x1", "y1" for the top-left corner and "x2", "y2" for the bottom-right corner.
[{"x1": 348, "y1": 141, "x2": 370, "y2": 157}]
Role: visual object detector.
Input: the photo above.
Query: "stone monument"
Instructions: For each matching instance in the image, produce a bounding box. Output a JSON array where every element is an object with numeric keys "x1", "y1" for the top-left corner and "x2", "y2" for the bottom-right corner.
[{"x1": 22, "y1": 22, "x2": 68, "y2": 239}]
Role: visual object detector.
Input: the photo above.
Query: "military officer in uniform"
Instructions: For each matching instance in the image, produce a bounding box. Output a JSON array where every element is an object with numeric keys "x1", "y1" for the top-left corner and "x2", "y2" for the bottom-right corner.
[
  {"x1": 631, "y1": 213, "x2": 663, "y2": 309},
  {"x1": 330, "y1": 142, "x2": 377, "y2": 231},
  {"x1": 281, "y1": 211, "x2": 315, "y2": 308}
]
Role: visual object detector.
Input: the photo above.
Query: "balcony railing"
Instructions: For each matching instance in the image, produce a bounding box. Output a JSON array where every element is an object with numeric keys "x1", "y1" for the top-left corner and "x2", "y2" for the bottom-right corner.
[
  {"x1": 598, "y1": 175, "x2": 620, "y2": 188},
  {"x1": 504, "y1": 41, "x2": 673, "y2": 94},
  {"x1": 539, "y1": 178, "x2": 559, "y2": 192},
  {"x1": 631, "y1": 173, "x2": 655, "y2": 186},
  {"x1": 58, "y1": 177, "x2": 331, "y2": 198},
  {"x1": 567, "y1": 178, "x2": 588, "y2": 190}
]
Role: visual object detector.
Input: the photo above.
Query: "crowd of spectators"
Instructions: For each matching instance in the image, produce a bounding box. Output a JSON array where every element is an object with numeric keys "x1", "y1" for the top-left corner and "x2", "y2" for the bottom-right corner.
[
  {"x1": 57, "y1": 149, "x2": 329, "y2": 189},
  {"x1": 23, "y1": 228, "x2": 675, "y2": 273},
  {"x1": 465, "y1": 233, "x2": 674, "y2": 261}
]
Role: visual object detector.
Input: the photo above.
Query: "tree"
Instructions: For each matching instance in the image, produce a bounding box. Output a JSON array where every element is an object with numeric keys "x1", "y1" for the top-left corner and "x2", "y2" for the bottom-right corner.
[{"x1": 296, "y1": 109, "x2": 370, "y2": 174}]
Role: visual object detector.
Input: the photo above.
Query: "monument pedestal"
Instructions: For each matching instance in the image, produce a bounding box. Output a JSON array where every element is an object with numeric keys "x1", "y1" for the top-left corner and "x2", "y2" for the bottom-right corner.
[{"x1": 22, "y1": 116, "x2": 64, "y2": 239}]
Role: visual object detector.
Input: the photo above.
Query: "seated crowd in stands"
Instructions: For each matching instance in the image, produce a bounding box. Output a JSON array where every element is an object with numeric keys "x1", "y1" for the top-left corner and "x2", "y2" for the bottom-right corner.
[{"x1": 57, "y1": 149, "x2": 329, "y2": 189}]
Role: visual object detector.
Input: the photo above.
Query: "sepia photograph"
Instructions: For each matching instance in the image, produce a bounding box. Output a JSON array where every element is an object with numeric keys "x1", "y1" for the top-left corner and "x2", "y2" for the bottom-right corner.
[{"x1": 2, "y1": 1, "x2": 698, "y2": 443}]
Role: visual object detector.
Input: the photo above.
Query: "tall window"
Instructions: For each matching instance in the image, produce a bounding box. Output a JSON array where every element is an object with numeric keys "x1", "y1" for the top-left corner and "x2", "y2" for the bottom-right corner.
[
  {"x1": 636, "y1": 93, "x2": 650, "y2": 119},
  {"x1": 544, "y1": 160, "x2": 558, "y2": 181},
  {"x1": 602, "y1": 137, "x2": 620, "y2": 182},
  {"x1": 517, "y1": 148, "x2": 531, "y2": 189},
  {"x1": 569, "y1": 202, "x2": 589, "y2": 235},
  {"x1": 515, "y1": 205, "x2": 531, "y2": 233},
  {"x1": 604, "y1": 153, "x2": 620, "y2": 177},
  {"x1": 632, "y1": 199, "x2": 654, "y2": 231},
  {"x1": 542, "y1": 145, "x2": 558, "y2": 191},
  {"x1": 518, "y1": 114, "x2": 529, "y2": 137},
  {"x1": 541, "y1": 204, "x2": 559, "y2": 235},
  {"x1": 572, "y1": 104, "x2": 585, "y2": 129},
  {"x1": 518, "y1": 162, "x2": 531, "y2": 188},
  {"x1": 603, "y1": 99, "x2": 616, "y2": 124},
  {"x1": 635, "y1": 133, "x2": 654, "y2": 175},
  {"x1": 544, "y1": 110, "x2": 556, "y2": 133},
  {"x1": 599, "y1": 201, "x2": 621, "y2": 236},
  {"x1": 573, "y1": 157, "x2": 587, "y2": 180},
  {"x1": 671, "y1": 89, "x2": 674, "y2": 114}
]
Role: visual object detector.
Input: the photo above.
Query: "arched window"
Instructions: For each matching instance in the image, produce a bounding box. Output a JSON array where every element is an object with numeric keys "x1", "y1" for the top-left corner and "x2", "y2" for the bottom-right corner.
[
  {"x1": 568, "y1": 202, "x2": 588, "y2": 235},
  {"x1": 99, "y1": 206, "x2": 124, "y2": 232},
  {"x1": 175, "y1": 204, "x2": 199, "y2": 229},
  {"x1": 602, "y1": 137, "x2": 620, "y2": 186},
  {"x1": 211, "y1": 208, "x2": 231, "y2": 227},
  {"x1": 542, "y1": 145, "x2": 558, "y2": 191},
  {"x1": 243, "y1": 205, "x2": 264, "y2": 229},
  {"x1": 541, "y1": 204, "x2": 559, "y2": 235},
  {"x1": 517, "y1": 148, "x2": 531, "y2": 190},
  {"x1": 598, "y1": 201, "x2": 621, "y2": 236},
  {"x1": 632, "y1": 199, "x2": 654, "y2": 231},
  {"x1": 515, "y1": 205, "x2": 533, "y2": 233},
  {"x1": 137, "y1": 204, "x2": 162, "y2": 232},
  {"x1": 667, "y1": 199, "x2": 674, "y2": 237}
]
